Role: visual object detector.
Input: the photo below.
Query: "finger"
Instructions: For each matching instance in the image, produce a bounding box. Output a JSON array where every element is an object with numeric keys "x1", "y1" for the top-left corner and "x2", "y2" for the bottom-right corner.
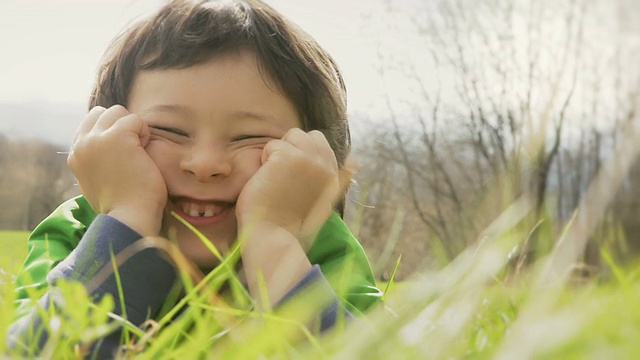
[
  {"x1": 74, "y1": 106, "x2": 106, "y2": 142},
  {"x1": 109, "y1": 113, "x2": 151, "y2": 146},
  {"x1": 307, "y1": 130, "x2": 338, "y2": 169},
  {"x1": 110, "y1": 112, "x2": 144, "y2": 132},
  {"x1": 261, "y1": 138, "x2": 290, "y2": 164},
  {"x1": 281, "y1": 128, "x2": 317, "y2": 155},
  {"x1": 92, "y1": 104, "x2": 130, "y2": 132}
]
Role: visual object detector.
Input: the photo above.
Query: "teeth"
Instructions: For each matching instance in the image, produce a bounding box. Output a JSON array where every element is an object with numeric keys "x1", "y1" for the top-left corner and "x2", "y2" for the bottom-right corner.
[
  {"x1": 204, "y1": 205, "x2": 215, "y2": 217},
  {"x1": 179, "y1": 201, "x2": 224, "y2": 218},
  {"x1": 189, "y1": 206, "x2": 200, "y2": 217}
]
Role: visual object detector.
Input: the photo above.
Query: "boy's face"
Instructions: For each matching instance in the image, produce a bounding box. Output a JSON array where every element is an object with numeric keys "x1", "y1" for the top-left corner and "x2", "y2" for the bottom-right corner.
[{"x1": 128, "y1": 50, "x2": 301, "y2": 268}]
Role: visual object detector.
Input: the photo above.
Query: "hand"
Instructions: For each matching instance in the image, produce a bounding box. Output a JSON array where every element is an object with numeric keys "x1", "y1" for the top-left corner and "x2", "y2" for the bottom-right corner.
[
  {"x1": 236, "y1": 128, "x2": 341, "y2": 247},
  {"x1": 67, "y1": 105, "x2": 166, "y2": 236}
]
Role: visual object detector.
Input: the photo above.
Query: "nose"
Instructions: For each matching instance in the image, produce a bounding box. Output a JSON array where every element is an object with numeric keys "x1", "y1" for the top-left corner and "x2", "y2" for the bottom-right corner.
[{"x1": 180, "y1": 143, "x2": 232, "y2": 181}]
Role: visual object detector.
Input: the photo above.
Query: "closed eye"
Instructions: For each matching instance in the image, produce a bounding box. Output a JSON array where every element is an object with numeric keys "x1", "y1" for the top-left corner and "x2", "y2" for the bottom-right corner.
[
  {"x1": 234, "y1": 135, "x2": 268, "y2": 141},
  {"x1": 149, "y1": 125, "x2": 189, "y2": 137}
]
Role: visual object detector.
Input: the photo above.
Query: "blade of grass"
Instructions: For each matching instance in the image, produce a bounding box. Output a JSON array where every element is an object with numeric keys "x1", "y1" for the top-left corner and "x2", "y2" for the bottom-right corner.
[{"x1": 381, "y1": 254, "x2": 402, "y2": 303}]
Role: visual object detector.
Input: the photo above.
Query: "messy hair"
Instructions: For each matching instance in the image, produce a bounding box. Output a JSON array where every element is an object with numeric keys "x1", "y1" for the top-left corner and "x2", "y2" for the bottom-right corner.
[{"x1": 90, "y1": 0, "x2": 350, "y2": 168}]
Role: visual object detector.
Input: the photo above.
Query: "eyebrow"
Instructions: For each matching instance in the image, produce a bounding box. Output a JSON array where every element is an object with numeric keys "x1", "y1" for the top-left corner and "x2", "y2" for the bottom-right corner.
[
  {"x1": 142, "y1": 104, "x2": 193, "y2": 116},
  {"x1": 142, "y1": 105, "x2": 285, "y2": 125},
  {"x1": 231, "y1": 110, "x2": 280, "y2": 123}
]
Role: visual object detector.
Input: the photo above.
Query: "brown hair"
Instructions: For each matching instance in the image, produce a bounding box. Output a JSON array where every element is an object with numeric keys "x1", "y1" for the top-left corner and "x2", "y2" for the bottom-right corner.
[{"x1": 90, "y1": 0, "x2": 351, "y2": 213}]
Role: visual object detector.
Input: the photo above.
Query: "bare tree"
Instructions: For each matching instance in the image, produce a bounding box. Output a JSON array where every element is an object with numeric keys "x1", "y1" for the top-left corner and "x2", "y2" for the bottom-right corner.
[
  {"x1": 352, "y1": 0, "x2": 640, "y2": 276},
  {"x1": 0, "y1": 136, "x2": 76, "y2": 230}
]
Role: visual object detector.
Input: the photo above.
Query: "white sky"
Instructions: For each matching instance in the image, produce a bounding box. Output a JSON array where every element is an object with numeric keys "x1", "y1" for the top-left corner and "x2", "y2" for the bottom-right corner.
[{"x1": 0, "y1": 0, "x2": 424, "y2": 144}]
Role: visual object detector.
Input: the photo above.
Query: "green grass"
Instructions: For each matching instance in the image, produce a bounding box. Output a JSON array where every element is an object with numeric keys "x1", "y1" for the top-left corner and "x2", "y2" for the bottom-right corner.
[
  {"x1": 0, "y1": 231, "x2": 28, "y2": 275},
  {"x1": 1, "y1": 223, "x2": 639, "y2": 359}
]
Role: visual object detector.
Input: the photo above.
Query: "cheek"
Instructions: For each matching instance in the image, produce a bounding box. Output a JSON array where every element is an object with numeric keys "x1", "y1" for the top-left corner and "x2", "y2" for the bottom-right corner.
[
  {"x1": 145, "y1": 141, "x2": 180, "y2": 176},
  {"x1": 232, "y1": 147, "x2": 263, "y2": 180}
]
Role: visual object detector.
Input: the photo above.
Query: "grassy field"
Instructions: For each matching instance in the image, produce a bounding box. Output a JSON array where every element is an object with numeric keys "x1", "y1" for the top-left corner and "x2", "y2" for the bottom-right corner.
[
  {"x1": 1, "y1": 227, "x2": 639, "y2": 358},
  {"x1": 0, "y1": 231, "x2": 28, "y2": 275}
]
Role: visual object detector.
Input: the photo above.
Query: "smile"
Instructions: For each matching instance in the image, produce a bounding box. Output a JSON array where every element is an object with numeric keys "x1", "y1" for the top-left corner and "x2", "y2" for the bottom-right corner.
[
  {"x1": 181, "y1": 202, "x2": 225, "y2": 218},
  {"x1": 170, "y1": 197, "x2": 235, "y2": 224}
]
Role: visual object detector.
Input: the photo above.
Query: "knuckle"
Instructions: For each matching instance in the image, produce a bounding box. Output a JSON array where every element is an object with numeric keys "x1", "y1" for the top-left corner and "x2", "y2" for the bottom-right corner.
[
  {"x1": 90, "y1": 105, "x2": 107, "y2": 113},
  {"x1": 104, "y1": 104, "x2": 129, "y2": 118},
  {"x1": 109, "y1": 104, "x2": 127, "y2": 112},
  {"x1": 285, "y1": 127, "x2": 305, "y2": 139}
]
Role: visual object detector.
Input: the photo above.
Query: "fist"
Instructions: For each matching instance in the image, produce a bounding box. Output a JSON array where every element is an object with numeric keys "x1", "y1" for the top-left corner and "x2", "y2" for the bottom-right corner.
[
  {"x1": 67, "y1": 105, "x2": 167, "y2": 235},
  {"x1": 236, "y1": 128, "x2": 342, "y2": 247}
]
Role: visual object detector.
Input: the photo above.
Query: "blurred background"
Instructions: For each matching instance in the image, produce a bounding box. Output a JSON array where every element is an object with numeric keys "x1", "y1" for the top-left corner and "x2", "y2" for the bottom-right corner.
[{"x1": 1, "y1": 0, "x2": 640, "y2": 280}]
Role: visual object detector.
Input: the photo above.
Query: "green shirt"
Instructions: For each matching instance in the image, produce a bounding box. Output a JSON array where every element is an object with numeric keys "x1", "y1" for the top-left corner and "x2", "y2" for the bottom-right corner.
[{"x1": 14, "y1": 195, "x2": 381, "y2": 320}]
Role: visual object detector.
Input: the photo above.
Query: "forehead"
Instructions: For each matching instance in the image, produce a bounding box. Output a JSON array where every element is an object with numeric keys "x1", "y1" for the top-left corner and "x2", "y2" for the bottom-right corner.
[
  {"x1": 132, "y1": 50, "x2": 281, "y2": 99},
  {"x1": 128, "y1": 50, "x2": 301, "y2": 127},
  {"x1": 139, "y1": 47, "x2": 283, "y2": 89}
]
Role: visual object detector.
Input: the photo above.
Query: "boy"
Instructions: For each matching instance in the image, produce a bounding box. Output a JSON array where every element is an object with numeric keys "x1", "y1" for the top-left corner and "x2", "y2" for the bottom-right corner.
[{"x1": 9, "y1": 0, "x2": 381, "y2": 356}]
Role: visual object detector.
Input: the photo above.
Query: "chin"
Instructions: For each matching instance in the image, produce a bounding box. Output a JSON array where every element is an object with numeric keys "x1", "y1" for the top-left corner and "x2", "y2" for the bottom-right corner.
[
  {"x1": 189, "y1": 253, "x2": 222, "y2": 270},
  {"x1": 179, "y1": 235, "x2": 231, "y2": 269}
]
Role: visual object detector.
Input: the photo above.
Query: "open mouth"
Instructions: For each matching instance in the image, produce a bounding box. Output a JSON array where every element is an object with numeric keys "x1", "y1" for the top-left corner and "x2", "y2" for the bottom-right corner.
[{"x1": 171, "y1": 197, "x2": 235, "y2": 219}]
